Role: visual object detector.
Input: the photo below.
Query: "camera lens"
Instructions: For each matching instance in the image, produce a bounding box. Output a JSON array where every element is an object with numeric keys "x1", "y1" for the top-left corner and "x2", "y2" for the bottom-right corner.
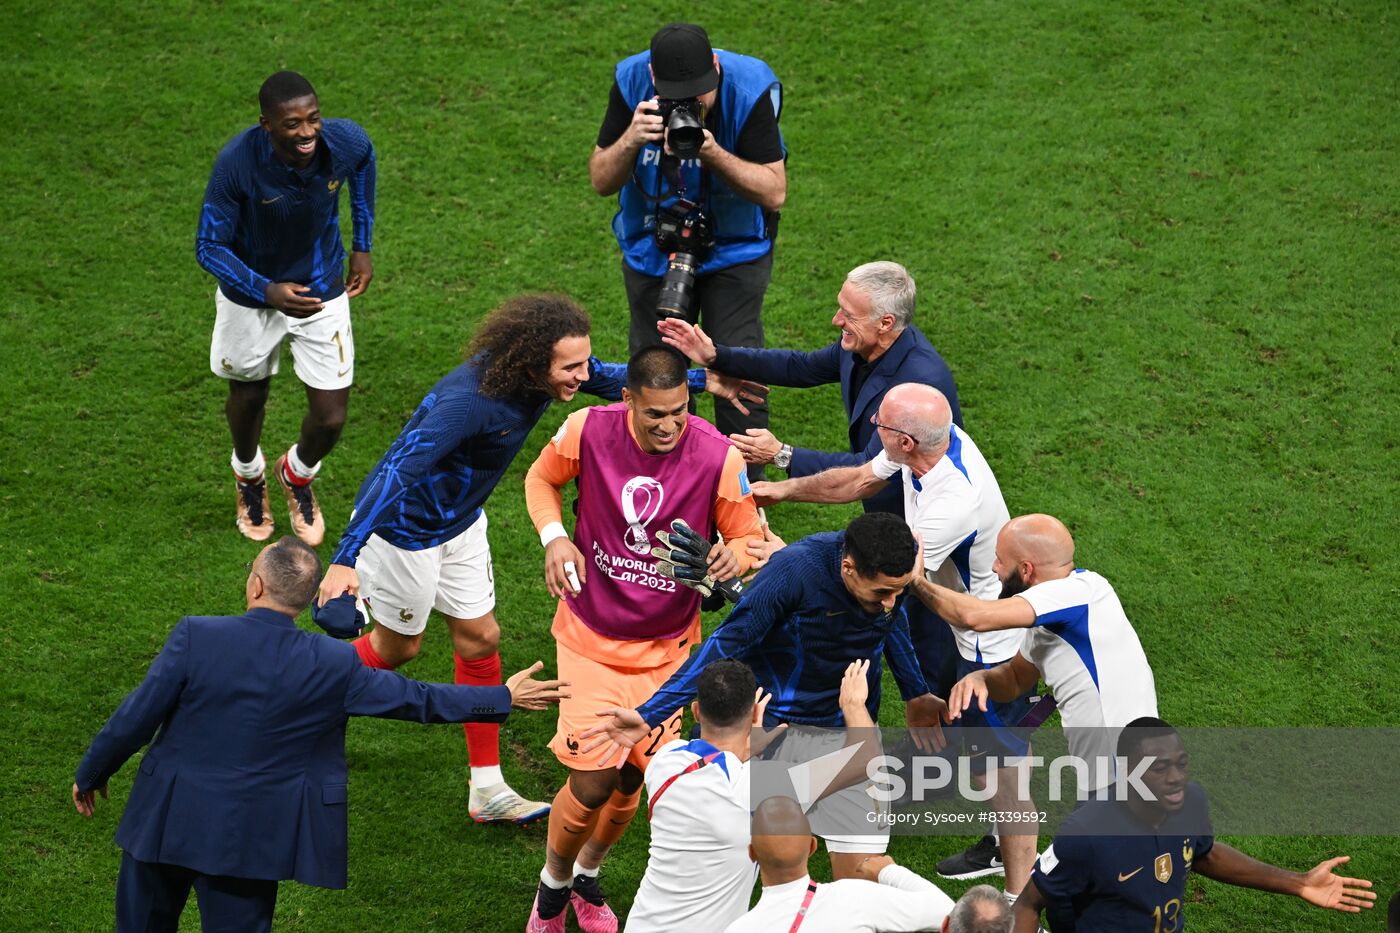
[
  {"x1": 657, "y1": 251, "x2": 699, "y2": 319},
  {"x1": 666, "y1": 110, "x2": 705, "y2": 160}
]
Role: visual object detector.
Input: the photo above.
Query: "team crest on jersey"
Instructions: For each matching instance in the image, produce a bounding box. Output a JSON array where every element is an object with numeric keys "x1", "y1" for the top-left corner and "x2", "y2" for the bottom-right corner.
[
  {"x1": 1154, "y1": 853, "x2": 1173, "y2": 883},
  {"x1": 327, "y1": 178, "x2": 341, "y2": 193},
  {"x1": 398, "y1": 608, "x2": 414, "y2": 623},
  {"x1": 1183, "y1": 839, "x2": 1194, "y2": 868},
  {"x1": 621, "y1": 475, "x2": 665, "y2": 555}
]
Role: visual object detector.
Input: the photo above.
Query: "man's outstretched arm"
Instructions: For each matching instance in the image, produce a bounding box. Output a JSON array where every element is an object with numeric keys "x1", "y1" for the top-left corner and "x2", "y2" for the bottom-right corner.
[
  {"x1": 1194, "y1": 846, "x2": 1375, "y2": 913},
  {"x1": 752, "y1": 462, "x2": 887, "y2": 506}
]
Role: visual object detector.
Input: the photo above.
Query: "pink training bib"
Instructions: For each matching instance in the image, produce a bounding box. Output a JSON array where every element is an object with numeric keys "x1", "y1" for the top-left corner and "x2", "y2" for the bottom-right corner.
[{"x1": 571, "y1": 405, "x2": 731, "y2": 641}]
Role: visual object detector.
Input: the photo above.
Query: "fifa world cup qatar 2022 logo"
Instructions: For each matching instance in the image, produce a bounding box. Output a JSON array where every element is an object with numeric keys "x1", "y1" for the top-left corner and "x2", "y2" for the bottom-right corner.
[{"x1": 621, "y1": 475, "x2": 665, "y2": 555}]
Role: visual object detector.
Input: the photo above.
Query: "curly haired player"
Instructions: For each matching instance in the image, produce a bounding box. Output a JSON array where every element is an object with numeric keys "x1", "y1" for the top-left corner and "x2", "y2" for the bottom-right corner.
[{"x1": 316, "y1": 296, "x2": 760, "y2": 825}]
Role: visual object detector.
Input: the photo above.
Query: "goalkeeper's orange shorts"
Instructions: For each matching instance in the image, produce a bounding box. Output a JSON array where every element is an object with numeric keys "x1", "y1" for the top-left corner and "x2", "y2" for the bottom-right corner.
[{"x1": 548, "y1": 621, "x2": 693, "y2": 772}]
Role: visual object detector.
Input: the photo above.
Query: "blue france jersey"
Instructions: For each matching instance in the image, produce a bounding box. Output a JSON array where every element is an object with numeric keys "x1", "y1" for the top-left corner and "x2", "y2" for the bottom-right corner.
[
  {"x1": 636, "y1": 532, "x2": 931, "y2": 728},
  {"x1": 331, "y1": 359, "x2": 705, "y2": 566},
  {"x1": 1031, "y1": 784, "x2": 1215, "y2": 932},
  {"x1": 196, "y1": 119, "x2": 376, "y2": 307}
]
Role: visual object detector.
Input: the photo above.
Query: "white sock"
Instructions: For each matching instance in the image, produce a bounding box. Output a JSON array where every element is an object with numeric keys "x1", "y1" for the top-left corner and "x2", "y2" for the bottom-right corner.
[
  {"x1": 540, "y1": 866, "x2": 572, "y2": 889},
  {"x1": 573, "y1": 862, "x2": 599, "y2": 879},
  {"x1": 991, "y1": 826, "x2": 1001, "y2": 845},
  {"x1": 284, "y1": 444, "x2": 321, "y2": 481},
  {"x1": 471, "y1": 766, "x2": 504, "y2": 788},
  {"x1": 232, "y1": 448, "x2": 266, "y2": 481},
  {"x1": 1004, "y1": 890, "x2": 1018, "y2": 906}
]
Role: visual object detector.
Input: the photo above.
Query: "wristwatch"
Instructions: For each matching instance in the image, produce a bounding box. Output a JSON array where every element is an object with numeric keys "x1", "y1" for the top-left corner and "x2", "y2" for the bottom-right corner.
[{"x1": 773, "y1": 443, "x2": 793, "y2": 470}]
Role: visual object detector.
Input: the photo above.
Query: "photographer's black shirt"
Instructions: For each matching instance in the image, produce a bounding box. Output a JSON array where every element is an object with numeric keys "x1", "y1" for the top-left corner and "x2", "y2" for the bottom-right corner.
[{"x1": 596, "y1": 79, "x2": 785, "y2": 165}]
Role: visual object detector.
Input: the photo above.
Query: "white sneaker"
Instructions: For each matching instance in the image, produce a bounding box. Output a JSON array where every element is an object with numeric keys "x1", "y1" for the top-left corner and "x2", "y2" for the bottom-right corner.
[{"x1": 468, "y1": 782, "x2": 550, "y2": 825}]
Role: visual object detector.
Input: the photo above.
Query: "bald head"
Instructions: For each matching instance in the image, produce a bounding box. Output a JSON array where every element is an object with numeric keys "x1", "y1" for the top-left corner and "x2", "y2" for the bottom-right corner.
[
  {"x1": 996, "y1": 514, "x2": 1075, "y2": 592},
  {"x1": 749, "y1": 797, "x2": 815, "y2": 879},
  {"x1": 877, "y1": 383, "x2": 952, "y2": 452}
]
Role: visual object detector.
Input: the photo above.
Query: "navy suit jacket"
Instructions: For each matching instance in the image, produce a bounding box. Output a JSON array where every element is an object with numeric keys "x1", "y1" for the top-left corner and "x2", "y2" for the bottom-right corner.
[
  {"x1": 712, "y1": 324, "x2": 962, "y2": 516},
  {"x1": 75, "y1": 608, "x2": 512, "y2": 889}
]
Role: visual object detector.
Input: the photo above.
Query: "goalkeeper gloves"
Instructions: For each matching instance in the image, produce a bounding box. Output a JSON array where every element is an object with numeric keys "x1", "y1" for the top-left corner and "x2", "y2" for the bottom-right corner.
[{"x1": 650, "y1": 519, "x2": 745, "y2": 604}]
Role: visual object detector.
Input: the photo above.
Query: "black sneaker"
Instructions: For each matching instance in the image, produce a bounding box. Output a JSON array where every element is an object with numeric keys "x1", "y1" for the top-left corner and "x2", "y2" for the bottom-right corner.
[{"x1": 936, "y1": 834, "x2": 1005, "y2": 879}]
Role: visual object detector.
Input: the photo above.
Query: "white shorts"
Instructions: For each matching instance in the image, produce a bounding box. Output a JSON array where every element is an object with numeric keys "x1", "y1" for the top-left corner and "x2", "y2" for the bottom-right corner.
[
  {"x1": 753, "y1": 726, "x2": 890, "y2": 855},
  {"x1": 210, "y1": 288, "x2": 354, "y2": 390},
  {"x1": 355, "y1": 512, "x2": 495, "y2": 636}
]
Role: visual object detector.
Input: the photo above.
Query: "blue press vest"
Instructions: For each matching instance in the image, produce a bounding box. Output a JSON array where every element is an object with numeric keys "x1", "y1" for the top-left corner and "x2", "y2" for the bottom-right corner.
[{"x1": 611, "y1": 49, "x2": 784, "y2": 277}]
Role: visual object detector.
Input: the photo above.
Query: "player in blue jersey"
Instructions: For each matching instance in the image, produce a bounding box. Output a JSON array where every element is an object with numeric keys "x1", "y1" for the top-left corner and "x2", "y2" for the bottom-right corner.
[
  {"x1": 196, "y1": 71, "x2": 376, "y2": 547},
  {"x1": 583, "y1": 511, "x2": 949, "y2": 879},
  {"x1": 1014, "y1": 717, "x2": 1375, "y2": 932},
  {"x1": 314, "y1": 293, "x2": 764, "y2": 824}
]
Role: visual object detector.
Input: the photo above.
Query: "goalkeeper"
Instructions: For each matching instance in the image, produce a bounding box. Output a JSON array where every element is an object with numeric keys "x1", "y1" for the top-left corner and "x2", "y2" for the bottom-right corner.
[{"x1": 522, "y1": 346, "x2": 762, "y2": 931}]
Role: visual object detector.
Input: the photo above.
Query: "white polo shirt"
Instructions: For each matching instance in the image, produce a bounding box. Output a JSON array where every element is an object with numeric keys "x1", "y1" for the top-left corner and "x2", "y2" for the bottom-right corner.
[
  {"x1": 724, "y1": 866, "x2": 954, "y2": 933},
  {"x1": 625, "y1": 739, "x2": 756, "y2": 932},
  {"x1": 1020, "y1": 569, "x2": 1159, "y2": 789},
  {"x1": 871, "y1": 425, "x2": 1022, "y2": 663}
]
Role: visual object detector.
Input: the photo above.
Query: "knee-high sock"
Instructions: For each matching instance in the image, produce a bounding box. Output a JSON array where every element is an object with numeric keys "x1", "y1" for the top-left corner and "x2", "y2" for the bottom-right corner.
[
  {"x1": 353, "y1": 634, "x2": 393, "y2": 669},
  {"x1": 456, "y1": 652, "x2": 502, "y2": 770},
  {"x1": 547, "y1": 783, "x2": 602, "y2": 867},
  {"x1": 588, "y1": 787, "x2": 641, "y2": 849}
]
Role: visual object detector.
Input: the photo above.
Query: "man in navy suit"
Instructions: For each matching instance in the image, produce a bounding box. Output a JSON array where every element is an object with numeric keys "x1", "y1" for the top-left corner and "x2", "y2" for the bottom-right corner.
[
  {"x1": 72, "y1": 536, "x2": 565, "y2": 932},
  {"x1": 658, "y1": 259, "x2": 961, "y2": 521}
]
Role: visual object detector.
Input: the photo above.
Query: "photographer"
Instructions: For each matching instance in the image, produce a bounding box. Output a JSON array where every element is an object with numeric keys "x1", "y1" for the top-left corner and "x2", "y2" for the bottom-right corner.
[{"x1": 590, "y1": 23, "x2": 786, "y2": 480}]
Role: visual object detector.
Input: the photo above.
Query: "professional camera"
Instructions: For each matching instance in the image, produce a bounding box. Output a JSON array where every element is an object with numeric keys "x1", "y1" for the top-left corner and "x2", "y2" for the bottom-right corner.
[
  {"x1": 654, "y1": 200, "x2": 714, "y2": 320},
  {"x1": 652, "y1": 97, "x2": 705, "y2": 160}
]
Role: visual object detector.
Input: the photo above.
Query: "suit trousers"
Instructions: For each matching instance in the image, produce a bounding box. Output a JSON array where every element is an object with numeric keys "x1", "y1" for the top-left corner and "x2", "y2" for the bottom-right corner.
[
  {"x1": 117, "y1": 851, "x2": 278, "y2": 933},
  {"x1": 624, "y1": 252, "x2": 773, "y2": 480}
]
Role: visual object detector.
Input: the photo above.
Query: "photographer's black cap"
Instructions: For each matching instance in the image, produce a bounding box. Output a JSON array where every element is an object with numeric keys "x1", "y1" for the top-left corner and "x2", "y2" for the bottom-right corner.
[{"x1": 650, "y1": 23, "x2": 719, "y2": 99}]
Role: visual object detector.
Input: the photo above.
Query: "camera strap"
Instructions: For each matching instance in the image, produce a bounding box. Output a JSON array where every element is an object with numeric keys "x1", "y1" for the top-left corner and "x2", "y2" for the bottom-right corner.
[{"x1": 635, "y1": 152, "x2": 710, "y2": 209}]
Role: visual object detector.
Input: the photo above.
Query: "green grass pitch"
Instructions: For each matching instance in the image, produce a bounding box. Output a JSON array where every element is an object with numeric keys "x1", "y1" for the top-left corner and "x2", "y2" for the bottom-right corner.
[{"x1": 1, "y1": 1, "x2": 1396, "y2": 929}]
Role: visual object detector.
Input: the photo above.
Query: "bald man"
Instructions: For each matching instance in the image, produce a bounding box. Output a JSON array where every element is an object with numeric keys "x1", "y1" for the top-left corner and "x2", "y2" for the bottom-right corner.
[
  {"x1": 753, "y1": 384, "x2": 1038, "y2": 893},
  {"x1": 726, "y1": 797, "x2": 954, "y2": 932},
  {"x1": 916, "y1": 514, "x2": 1159, "y2": 800}
]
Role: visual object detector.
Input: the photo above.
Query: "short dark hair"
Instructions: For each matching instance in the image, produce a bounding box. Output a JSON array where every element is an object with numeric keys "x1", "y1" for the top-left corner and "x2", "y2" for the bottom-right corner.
[
  {"x1": 696, "y1": 659, "x2": 756, "y2": 729},
  {"x1": 259, "y1": 71, "x2": 317, "y2": 116},
  {"x1": 467, "y1": 294, "x2": 591, "y2": 397},
  {"x1": 626, "y1": 346, "x2": 689, "y2": 395},
  {"x1": 1117, "y1": 716, "x2": 1181, "y2": 761},
  {"x1": 842, "y1": 512, "x2": 917, "y2": 579},
  {"x1": 257, "y1": 537, "x2": 322, "y2": 611}
]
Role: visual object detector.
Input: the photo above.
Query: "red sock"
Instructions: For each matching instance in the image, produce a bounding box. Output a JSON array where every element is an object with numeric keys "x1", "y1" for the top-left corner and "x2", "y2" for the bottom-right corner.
[
  {"x1": 456, "y1": 652, "x2": 502, "y2": 768},
  {"x1": 280, "y1": 452, "x2": 315, "y2": 487},
  {"x1": 353, "y1": 634, "x2": 394, "y2": 669}
]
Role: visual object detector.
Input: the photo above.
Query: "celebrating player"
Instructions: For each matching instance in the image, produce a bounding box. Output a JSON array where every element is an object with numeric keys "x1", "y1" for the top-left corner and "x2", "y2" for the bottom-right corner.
[
  {"x1": 1014, "y1": 718, "x2": 1375, "y2": 931},
  {"x1": 521, "y1": 346, "x2": 764, "y2": 932},
  {"x1": 315, "y1": 296, "x2": 757, "y2": 825},
  {"x1": 584, "y1": 512, "x2": 949, "y2": 883},
  {"x1": 196, "y1": 71, "x2": 375, "y2": 545}
]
